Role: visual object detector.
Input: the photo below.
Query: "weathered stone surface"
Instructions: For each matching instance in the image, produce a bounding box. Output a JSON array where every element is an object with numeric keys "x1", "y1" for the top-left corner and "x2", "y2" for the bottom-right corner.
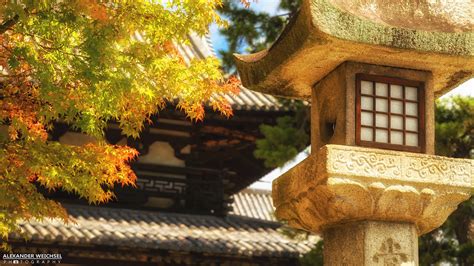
[
  {"x1": 324, "y1": 221, "x2": 418, "y2": 266},
  {"x1": 272, "y1": 145, "x2": 473, "y2": 235},
  {"x1": 234, "y1": 0, "x2": 473, "y2": 99},
  {"x1": 310, "y1": 62, "x2": 436, "y2": 154},
  {"x1": 328, "y1": 0, "x2": 473, "y2": 33}
]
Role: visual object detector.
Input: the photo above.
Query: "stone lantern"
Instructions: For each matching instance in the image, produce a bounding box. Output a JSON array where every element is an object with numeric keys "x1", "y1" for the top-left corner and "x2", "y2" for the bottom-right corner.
[{"x1": 234, "y1": 0, "x2": 473, "y2": 265}]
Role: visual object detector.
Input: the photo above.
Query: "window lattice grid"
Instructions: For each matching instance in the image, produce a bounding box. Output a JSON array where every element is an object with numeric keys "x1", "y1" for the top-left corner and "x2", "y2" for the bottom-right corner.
[{"x1": 356, "y1": 74, "x2": 425, "y2": 152}]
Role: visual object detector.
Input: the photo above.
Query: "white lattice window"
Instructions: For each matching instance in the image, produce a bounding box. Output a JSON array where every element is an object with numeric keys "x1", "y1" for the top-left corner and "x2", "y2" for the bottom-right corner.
[{"x1": 356, "y1": 74, "x2": 425, "y2": 152}]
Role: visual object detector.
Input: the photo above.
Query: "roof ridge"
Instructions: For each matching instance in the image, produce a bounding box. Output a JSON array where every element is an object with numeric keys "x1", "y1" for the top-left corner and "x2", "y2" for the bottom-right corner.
[{"x1": 238, "y1": 188, "x2": 272, "y2": 195}]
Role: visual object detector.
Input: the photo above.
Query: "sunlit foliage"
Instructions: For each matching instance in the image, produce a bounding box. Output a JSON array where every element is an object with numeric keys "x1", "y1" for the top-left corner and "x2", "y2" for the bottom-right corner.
[{"x1": 0, "y1": 0, "x2": 238, "y2": 249}]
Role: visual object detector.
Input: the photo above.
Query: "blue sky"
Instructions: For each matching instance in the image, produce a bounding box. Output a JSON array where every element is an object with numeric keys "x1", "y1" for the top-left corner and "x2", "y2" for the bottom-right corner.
[{"x1": 209, "y1": 1, "x2": 280, "y2": 53}]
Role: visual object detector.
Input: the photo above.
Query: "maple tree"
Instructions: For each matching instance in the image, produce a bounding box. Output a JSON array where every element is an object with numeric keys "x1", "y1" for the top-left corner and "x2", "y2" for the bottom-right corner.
[{"x1": 0, "y1": 0, "x2": 240, "y2": 249}]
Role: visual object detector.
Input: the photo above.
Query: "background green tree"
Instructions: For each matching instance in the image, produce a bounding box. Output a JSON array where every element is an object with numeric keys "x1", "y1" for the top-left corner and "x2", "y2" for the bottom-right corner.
[
  {"x1": 218, "y1": 0, "x2": 301, "y2": 73},
  {"x1": 219, "y1": 0, "x2": 309, "y2": 167},
  {"x1": 418, "y1": 97, "x2": 473, "y2": 266},
  {"x1": 218, "y1": 1, "x2": 473, "y2": 264}
]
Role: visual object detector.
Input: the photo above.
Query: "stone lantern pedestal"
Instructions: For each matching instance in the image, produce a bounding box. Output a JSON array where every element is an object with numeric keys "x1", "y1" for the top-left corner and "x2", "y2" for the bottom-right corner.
[
  {"x1": 272, "y1": 145, "x2": 472, "y2": 265},
  {"x1": 233, "y1": 0, "x2": 473, "y2": 264}
]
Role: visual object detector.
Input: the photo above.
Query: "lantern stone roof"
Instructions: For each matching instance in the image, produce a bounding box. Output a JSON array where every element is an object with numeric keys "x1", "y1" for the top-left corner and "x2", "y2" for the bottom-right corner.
[{"x1": 234, "y1": 0, "x2": 474, "y2": 100}]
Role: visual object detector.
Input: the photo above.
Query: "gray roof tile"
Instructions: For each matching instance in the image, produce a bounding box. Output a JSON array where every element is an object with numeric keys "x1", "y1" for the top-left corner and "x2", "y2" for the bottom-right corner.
[
  {"x1": 182, "y1": 35, "x2": 289, "y2": 112},
  {"x1": 231, "y1": 188, "x2": 277, "y2": 222},
  {"x1": 13, "y1": 203, "x2": 315, "y2": 258}
]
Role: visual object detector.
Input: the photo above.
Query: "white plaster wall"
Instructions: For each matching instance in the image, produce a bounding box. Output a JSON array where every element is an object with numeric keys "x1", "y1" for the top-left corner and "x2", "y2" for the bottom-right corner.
[{"x1": 137, "y1": 141, "x2": 185, "y2": 167}]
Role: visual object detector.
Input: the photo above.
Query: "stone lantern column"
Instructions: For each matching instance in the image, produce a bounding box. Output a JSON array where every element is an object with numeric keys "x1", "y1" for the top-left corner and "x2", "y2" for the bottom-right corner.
[
  {"x1": 272, "y1": 145, "x2": 471, "y2": 265},
  {"x1": 233, "y1": 0, "x2": 473, "y2": 265}
]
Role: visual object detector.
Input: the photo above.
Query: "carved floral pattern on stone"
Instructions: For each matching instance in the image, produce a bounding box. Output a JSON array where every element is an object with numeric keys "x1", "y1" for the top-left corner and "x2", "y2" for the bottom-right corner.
[
  {"x1": 273, "y1": 145, "x2": 472, "y2": 234},
  {"x1": 327, "y1": 146, "x2": 471, "y2": 186},
  {"x1": 372, "y1": 238, "x2": 409, "y2": 266},
  {"x1": 405, "y1": 158, "x2": 470, "y2": 185},
  {"x1": 332, "y1": 151, "x2": 401, "y2": 177}
]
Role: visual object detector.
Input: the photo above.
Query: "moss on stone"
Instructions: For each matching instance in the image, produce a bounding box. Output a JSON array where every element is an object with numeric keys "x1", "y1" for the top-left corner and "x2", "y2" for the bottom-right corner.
[{"x1": 311, "y1": 0, "x2": 473, "y2": 56}]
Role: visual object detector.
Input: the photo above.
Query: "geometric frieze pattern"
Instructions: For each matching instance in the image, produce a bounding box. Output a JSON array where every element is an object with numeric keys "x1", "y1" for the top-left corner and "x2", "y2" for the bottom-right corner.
[{"x1": 137, "y1": 178, "x2": 186, "y2": 194}]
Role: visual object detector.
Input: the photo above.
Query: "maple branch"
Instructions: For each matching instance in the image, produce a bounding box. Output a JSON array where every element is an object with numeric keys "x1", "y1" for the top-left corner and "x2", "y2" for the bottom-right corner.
[
  {"x1": 0, "y1": 73, "x2": 29, "y2": 78},
  {"x1": 0, "y1": 15, "x2": 19, "y2": 34},
  {"x1": 29, "y1": 36, "x2": 91, "y2": 60}
]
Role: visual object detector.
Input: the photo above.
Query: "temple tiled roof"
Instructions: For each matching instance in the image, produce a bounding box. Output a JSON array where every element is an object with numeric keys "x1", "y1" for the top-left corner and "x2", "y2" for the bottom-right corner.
[
  {"x1": 11, "y1": 204, "x2": 314, "y2": 258},
  {"x1": 179, "y1": 34, "x2": 288, "y2": 112},
  {"x1": 231, "y1": 188, "x2": 277, "y2": 222},
  {"x1": 226, "y1": 86, "x2": 288, "y2": 111}
]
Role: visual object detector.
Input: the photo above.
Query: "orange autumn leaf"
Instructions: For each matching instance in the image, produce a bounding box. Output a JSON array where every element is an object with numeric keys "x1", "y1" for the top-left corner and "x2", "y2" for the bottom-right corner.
[
  {"x1": 0, "y1": 0, "x2": 232, "y2": 249},
  {"x1": 75, "y1": 0, "x2": 108, "y2": 22}
]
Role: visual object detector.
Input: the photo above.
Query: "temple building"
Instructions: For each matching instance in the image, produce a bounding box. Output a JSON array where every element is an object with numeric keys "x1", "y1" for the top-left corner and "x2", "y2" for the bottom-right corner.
[{"x1": 7, "y1": 34, "x2": 316, "y2": 265}]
